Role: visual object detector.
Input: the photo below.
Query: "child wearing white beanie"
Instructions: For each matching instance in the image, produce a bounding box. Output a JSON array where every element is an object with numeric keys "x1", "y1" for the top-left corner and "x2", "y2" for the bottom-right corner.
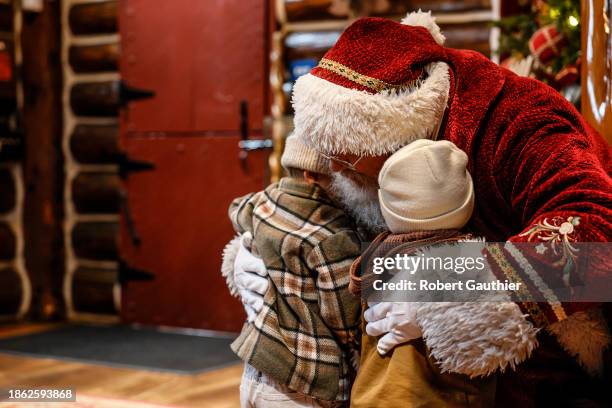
[
  {"x1": 350, "y1": 140, "x2": 495, "y2": 407},
  {"x1": 350, "y1": 139, "x2": 477, "y2": 298},
  {"x1": 378, "y1": 138, "x2": 475, "y2": 233}
]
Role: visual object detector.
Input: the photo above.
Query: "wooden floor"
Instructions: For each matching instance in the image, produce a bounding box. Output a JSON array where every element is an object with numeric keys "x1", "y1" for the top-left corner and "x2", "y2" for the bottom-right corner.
[{"x1": 0, "y1": 324, "x2": 242, "y2": 408}]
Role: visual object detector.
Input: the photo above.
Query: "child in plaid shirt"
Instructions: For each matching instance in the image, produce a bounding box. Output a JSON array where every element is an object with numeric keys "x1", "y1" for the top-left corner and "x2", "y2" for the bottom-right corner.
[{"x1": 225, "y1": 135, "x2": 365, "y2": 407}]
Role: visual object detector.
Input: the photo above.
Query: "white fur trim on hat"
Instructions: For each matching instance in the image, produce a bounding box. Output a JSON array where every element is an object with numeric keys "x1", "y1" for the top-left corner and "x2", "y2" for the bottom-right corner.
[
  {"x1": 401, "y1": 10, "x2": 445, "y2": 45},
  {"x1": 293, "y1": 62, "x2": 450, "y2": 156}
]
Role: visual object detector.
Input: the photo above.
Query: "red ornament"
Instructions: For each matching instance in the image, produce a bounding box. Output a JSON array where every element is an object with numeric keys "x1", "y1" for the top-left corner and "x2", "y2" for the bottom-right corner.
[
  {"x1": 0, "y1": 51, "x2": 12, "y2": 82},
  {"x1": 554, "y1": 63, "x2": 579, "y2": 88},
  {"x1": 529, "y1": 25, "x2": 567, "y2": 66}
]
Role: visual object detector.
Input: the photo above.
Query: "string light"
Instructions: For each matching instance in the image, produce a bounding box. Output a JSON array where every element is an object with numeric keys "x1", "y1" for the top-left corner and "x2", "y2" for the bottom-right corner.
[
  {"x1": 549, "y1": 8, "x2": 561, "y2": 20},
  {"x1": 567, "y1": 15, "x2": 579, "y2": 27}
]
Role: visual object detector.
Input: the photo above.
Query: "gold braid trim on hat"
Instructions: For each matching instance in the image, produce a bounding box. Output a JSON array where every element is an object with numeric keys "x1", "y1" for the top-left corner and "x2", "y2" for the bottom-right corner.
[{"x1": 318, "y1": 58, "x2": 406, "y2": 93}]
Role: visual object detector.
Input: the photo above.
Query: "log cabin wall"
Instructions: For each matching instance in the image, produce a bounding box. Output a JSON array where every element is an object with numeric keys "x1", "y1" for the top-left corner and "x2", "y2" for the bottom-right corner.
[
  {"x1": 0, "y1": 1, "x2": 28, "y2": 320},
  {"x1": 61, "y1": 0, "x2": 120, "y2": 321}
]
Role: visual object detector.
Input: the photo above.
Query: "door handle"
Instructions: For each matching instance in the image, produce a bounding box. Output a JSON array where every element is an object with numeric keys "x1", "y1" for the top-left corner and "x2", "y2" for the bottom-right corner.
[
  {"x1": 239, "y1": 139, "x2": 273, "y2": 151},
  {"x1": 238, "y1": 101, "x2": 272, "y2": 170}
]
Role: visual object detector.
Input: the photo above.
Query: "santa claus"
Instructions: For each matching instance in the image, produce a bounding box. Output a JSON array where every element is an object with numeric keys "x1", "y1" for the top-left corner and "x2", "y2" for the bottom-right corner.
[{"x1": 226, "y1": 11, "x2": 611, "y2": 407}]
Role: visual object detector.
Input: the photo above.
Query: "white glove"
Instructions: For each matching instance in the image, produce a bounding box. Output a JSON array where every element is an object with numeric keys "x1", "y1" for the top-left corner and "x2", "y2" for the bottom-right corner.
[
  {"x1": 364, "y1": 302, "x2": 422, "y2": 355},
  {"x1": 234, "y1": 232, "x2": 269, "y2": 322}
]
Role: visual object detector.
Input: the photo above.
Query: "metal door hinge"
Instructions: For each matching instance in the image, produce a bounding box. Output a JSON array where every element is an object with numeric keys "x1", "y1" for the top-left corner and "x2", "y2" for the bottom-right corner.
[
  {"x1": 117, "y1": 152, "x2": 155, "y2": 179},
  {"x1": 119, "y1": 259, "x2": 155, "y2": 284},
  {"x1": 118, "y1": 80, "x2": 155, "y2": 109}
]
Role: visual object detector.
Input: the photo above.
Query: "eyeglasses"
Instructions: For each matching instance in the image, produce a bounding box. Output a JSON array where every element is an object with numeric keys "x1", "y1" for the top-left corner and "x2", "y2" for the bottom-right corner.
[{"x1": 320, "y1": 153, "x2": 364, "y2": 171}]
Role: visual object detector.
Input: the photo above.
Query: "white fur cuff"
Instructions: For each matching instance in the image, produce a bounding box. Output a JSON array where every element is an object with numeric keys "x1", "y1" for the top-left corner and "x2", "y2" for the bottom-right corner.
[
  {"x1": 417, "y1": 302, "x2": 539, "y2": 378},
  {"x1": 221, "y1": 235, "x2": 241, "y2": 297}
]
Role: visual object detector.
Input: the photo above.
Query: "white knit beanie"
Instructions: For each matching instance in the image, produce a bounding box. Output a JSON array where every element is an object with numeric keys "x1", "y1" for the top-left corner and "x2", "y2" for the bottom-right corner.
[
  {"x1": 378, "y1": 139, "x2": 474, "y2": 233},
  {"x1": 281, "y1": 134, "x2": 330, "y2": 175}
]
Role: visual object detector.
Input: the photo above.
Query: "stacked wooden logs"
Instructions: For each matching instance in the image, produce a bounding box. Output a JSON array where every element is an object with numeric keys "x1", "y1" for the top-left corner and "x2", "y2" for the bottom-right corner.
[
  {"x1": 0, "y1": 1, "x2": 25, "y2": 317},
  {"x1": 64, "y1": 0, "x2": 120, "y2": 317},
  {"x1": 280, "y1": 0, "x2": 492, "y2": 21}
]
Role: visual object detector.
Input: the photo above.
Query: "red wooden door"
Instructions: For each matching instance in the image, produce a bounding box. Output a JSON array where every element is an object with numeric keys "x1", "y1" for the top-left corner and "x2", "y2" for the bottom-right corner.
[{"x1": 118, "y1": 0, "x2": 270, "y2": 332}]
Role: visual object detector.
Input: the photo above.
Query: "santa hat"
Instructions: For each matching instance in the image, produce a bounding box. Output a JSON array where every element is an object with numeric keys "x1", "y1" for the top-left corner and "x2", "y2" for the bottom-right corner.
[{"x1": 292, "y1": 11, "x2": 451, "y2": 156}]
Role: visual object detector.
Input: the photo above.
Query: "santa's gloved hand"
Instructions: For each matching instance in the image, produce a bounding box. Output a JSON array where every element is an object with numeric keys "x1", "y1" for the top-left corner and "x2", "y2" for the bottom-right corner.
[
  {"x1": 234, "y1": 232, "x2": 269, "y2": 322},
  {"x1": 364, "y1": 302, "x2": 422, "y2": 355}
]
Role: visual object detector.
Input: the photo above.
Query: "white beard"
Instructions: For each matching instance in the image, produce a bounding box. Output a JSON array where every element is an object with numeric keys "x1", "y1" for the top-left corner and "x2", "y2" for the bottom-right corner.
[{"x1": 329, "y1": 172, "x2": 387, "y2": 234}]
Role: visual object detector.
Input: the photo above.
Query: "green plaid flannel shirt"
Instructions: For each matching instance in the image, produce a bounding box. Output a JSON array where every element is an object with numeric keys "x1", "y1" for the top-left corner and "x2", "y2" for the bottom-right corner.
[{"x1": 229, "y1": 177, "x2": 364, "y2": 402}]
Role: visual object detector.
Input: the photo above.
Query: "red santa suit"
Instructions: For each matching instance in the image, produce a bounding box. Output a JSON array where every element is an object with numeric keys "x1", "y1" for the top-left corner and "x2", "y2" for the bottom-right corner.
[{"x1": 291, "y1": 12, "x2": 612, "y2": 406}]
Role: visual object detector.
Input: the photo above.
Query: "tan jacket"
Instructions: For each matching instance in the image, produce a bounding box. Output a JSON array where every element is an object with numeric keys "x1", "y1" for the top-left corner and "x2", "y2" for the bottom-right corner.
[{"x1": 349, "y1": 230, "x2": 496, "y2": 408}]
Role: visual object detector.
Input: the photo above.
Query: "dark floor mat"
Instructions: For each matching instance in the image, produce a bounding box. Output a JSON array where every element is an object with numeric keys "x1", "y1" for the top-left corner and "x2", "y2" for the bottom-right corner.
[{"x1": 0, "y1": 324, "x2": 240, "y2": 374}]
